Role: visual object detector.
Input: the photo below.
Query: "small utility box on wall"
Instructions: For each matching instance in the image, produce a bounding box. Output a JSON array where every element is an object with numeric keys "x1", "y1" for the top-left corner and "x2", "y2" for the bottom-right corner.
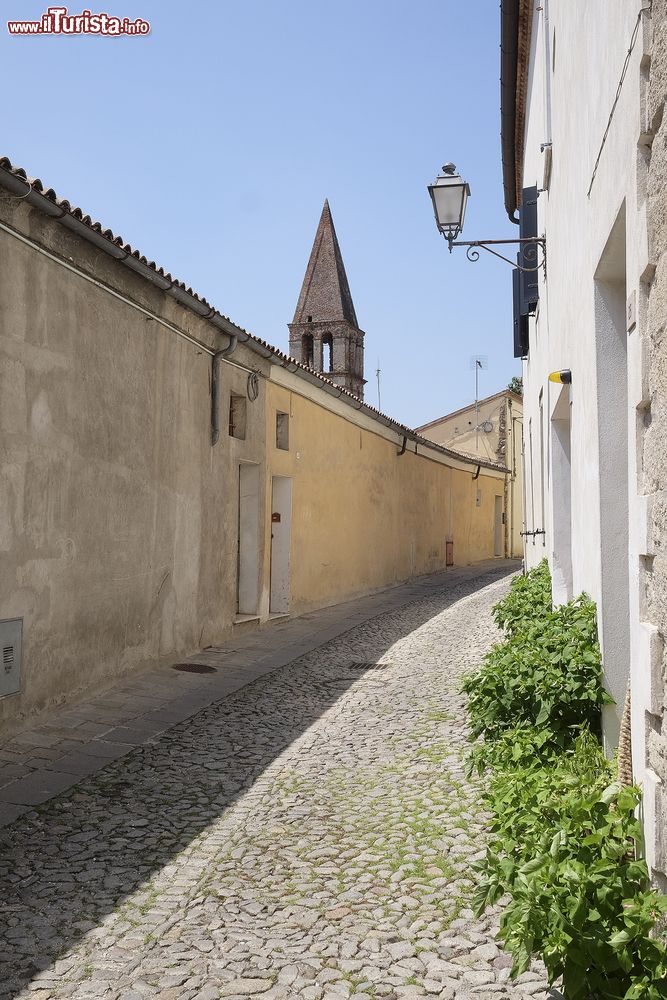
[{"x1": 0, "y1": 618, "x2": 22, "y2": 698}]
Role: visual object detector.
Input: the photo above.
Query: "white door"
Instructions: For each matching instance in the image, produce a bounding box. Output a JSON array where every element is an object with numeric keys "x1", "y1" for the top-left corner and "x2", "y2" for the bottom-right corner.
[{"x1": 270, "y1": 476, "x2": 292, "y2": 614}]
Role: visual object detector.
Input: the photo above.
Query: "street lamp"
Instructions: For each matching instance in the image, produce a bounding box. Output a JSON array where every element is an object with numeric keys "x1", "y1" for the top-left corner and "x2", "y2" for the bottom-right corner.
[
  {"x1": 427, "y1": 163, "x2": 545, "y2": 273},
  {"x1": 427, "y1": 163, "x2": 470, "y2": 243}
]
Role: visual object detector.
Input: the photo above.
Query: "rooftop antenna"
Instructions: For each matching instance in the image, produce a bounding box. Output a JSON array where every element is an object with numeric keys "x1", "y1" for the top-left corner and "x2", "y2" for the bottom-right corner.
[
  {"x1": 376, "y1": 358, "x2": 382, "y2": 411},
  {"x1": 470, "y1": 355, "x2": 488, "y2": 450}
]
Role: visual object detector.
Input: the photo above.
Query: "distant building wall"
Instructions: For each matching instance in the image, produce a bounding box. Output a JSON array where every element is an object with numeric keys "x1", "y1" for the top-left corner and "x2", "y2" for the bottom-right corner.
[{"x1": 416, "y1": 393, "x2": 524, "y2": 558}]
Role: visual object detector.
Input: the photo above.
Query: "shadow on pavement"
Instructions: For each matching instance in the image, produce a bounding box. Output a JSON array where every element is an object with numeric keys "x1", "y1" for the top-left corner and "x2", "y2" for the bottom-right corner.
[{"x1": 0, "y1": 565, "x2": 514, "y2": 998}]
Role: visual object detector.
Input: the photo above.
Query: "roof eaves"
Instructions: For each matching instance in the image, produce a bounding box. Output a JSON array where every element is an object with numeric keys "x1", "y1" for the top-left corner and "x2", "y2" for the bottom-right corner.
[
  {"x1": 499, "y1": 0, "x2": 533, "y2": 221},
  {"x1": 271, "y1": 359, "x2": 509, "y2": 473},
  {"x1": 500, "y1": 0, "x2": 520, "y2": 222},
  {"x1": 0, "y1": 156, "x2": 253, "y2": 339},
  {"x1": 513, "y1": 0, "x2": 534, "y2": 211},
  {"x1": 0, "y1": 156, "x2": 508, "y2": 476}
]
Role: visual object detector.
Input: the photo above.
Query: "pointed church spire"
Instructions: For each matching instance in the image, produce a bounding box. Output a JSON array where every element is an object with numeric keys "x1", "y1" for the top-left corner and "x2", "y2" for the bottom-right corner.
[
  {"x1": 292, "y1": 200, "x2": 359, "y2": 328},
  {"x1": 288, "y1": 201, "x2": 366, "y2": 399}
]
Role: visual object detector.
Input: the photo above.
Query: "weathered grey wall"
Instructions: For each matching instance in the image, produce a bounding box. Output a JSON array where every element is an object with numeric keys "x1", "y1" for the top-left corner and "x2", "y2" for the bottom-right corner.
[
  {"x1": 0, "y1": 193, "x2": 268, "y2": 732},
  {"x1": 643, "y1": 0, "x2": 667, "y2": 890}
]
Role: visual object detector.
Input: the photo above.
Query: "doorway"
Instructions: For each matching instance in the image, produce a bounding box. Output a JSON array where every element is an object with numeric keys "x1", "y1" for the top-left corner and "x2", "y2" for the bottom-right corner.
[
  {"x1": 270, "y1": 476, "x2": 292, "y2": 614},
  {"x1": 237, "y1": 464, "x2": 260, "y2": 616},
  {"x1": 494, "y1": 496, "x2": 503, "y2": 557},
  {"x1": 551, "y1": 386, "x2": 573, "y2": 603},
  {"x1": 594, "y1": 204, "x2": 629, "y2": 749}
]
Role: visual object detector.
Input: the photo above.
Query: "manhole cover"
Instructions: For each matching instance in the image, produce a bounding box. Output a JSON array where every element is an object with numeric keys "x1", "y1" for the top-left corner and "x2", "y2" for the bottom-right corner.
[{"x1": 171, "y1": 662, "x2": 217, "y2": 674}]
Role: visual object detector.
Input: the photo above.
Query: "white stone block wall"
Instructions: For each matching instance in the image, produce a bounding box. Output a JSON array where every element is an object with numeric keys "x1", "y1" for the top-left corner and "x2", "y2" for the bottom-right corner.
[{"x1": 640, "y1": 0, "x2": 667, "y2": 890}]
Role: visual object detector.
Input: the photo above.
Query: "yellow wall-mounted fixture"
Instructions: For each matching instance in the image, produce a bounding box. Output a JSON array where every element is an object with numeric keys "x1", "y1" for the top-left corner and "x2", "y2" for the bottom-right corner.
[{"x1": 548, "y1": 369, "x2": 572, "y2": 384}]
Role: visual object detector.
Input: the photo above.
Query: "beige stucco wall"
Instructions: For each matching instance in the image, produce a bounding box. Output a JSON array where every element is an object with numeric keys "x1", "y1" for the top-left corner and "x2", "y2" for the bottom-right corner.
[
  {"x1": 417, "y1": 394, "x2": 524, "y2": 558},
  {"x1": 265, "y1": 377, "x2": 507, "y2": 616},
  {"x1": 0, "y1": 193, "x2": 269, "y2": 731}
]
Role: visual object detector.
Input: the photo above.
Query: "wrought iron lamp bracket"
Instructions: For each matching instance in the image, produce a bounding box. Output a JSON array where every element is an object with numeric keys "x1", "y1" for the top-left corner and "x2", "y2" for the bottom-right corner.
[{"x1": 445, "y1": 236, "x2": 546, "y2": 274}]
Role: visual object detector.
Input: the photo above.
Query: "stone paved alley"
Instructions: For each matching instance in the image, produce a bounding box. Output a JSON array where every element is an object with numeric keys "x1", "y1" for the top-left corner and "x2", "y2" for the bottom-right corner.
[{"x1": 0, "y1": 567, "x2": 551, "y2": 1000}]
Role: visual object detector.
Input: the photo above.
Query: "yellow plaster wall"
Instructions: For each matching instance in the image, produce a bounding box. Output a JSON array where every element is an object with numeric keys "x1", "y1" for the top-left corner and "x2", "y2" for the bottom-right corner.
[
  {"x1": 265, "y1": 382, "x2": 506, "y2": 616},
  {"x1": 418, "y1": 394, "x2": 524, "y2": 558}
]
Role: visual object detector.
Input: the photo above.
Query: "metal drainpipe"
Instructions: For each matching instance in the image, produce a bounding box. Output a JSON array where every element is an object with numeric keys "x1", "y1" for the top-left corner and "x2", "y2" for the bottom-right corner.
[
  {"x1": 512, "y1": 413, "x2": 524, "y2": 561},
  {"x1": 211, "y1": 335, "x2": 239, "y2": 445}
]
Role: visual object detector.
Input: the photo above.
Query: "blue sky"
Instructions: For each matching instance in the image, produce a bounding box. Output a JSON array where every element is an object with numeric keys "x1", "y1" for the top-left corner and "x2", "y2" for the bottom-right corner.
[{"x1": 2, "y1": 0, "x2": 520, "y2": 427}]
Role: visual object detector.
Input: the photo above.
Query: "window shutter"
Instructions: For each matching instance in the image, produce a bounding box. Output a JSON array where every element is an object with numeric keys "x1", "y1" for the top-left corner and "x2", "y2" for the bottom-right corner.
[
  {"x1": 519, "y1": 185, "x2": 539, "y2": 314},
  {"x1": 513, "y1": 266, "x2": 529, "y2": 358}
]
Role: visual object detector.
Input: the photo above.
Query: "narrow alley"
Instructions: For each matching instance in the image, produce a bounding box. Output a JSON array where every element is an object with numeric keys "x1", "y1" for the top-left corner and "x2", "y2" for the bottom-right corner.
[{"x1": 0, "y1": 566, "x2": 550, "y2": 1000}]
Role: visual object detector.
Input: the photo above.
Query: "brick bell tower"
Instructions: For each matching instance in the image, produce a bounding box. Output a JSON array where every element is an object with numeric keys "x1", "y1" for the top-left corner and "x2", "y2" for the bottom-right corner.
[{"x1": 289, "y1": 200, "x2": 366, "y2": 399}]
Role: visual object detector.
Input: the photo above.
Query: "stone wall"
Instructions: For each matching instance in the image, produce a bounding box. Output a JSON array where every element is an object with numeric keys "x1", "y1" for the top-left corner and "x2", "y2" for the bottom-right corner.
[
  {"x1": 0, "y1": 191, "x2": 269, "y2": 733},
  {"x1": 642, "y1": 0, "x2": 667, "y2": 890}
]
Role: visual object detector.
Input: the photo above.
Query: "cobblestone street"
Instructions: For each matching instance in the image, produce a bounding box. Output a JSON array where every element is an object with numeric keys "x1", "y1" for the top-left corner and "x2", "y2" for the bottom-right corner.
[{"x1": 0, "y1": 568, "x2": 550, "y2": 1000}]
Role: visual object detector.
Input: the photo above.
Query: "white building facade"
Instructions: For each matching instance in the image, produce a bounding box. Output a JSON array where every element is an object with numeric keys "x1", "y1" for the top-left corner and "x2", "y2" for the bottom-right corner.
[{"x1": 502, "y1": 0, "x2": 666, "y2": 886}]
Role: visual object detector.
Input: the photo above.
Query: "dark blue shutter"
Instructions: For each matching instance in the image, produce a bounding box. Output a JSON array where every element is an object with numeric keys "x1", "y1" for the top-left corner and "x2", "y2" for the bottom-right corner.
[
  {"x1": 519, "y1": 185, "x2": 539, "y2": 314},
  {"x1": 513, "y1": 266, "x2": 529, "y2": 358}
]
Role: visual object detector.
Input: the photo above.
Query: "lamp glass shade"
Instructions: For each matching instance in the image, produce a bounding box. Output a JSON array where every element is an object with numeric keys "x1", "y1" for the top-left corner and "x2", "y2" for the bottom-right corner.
[{"x1": 428, "y1": 172, "x2": 470, "y2": 238}]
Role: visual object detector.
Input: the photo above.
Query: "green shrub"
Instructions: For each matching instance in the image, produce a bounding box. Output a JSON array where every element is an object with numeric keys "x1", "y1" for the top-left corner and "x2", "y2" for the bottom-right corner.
[
  {"x1": 463, "y1": 572, "x2": 611, "y2": 746},
  {"x1": 473, "y1": 734, "x2": 667, "y2": 998},
  {"x1": 465, "y1": 722, "x2": 570, "y2": 778},
  {"x1": 463, "y1": 564, "x2": 667, "y2": 999},
  {"x1": 492, "y1": 559, "x2": 553, "y2": 635}
]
